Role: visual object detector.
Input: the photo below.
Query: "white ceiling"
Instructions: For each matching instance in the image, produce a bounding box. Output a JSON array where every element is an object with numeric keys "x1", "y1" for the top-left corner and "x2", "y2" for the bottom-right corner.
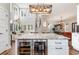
[
  {"x1": 16, "y1": 3, "x2": 78, "y2": 21},
  {"x1": 52, "y1": 3, "x2": 77, "y2": 20}
]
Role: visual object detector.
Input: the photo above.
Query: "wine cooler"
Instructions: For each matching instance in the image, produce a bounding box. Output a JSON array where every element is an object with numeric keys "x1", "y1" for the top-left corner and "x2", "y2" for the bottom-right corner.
[
  {"x1": 17, "y1": 39, "x2": 47, "y2": 55},
  {"x1": 33, "y1": 40, "x2": 47, "y2": 55},
  {"x1": 17, "y1": 39, "x2": 32, "y2": 55}
]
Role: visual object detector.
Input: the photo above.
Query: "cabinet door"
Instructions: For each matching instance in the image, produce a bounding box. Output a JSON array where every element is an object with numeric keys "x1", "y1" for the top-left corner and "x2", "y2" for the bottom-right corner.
[
  {"x1": 20, "y1": 8, "x2": 35, "y2": 32},
  {"x1": 17, "y1": 39, "x2": 32, "y2": 55},
  {"x1": 72, "y1": 33, "x2": 79, "y2": 51},
  {"x1": 48, "y1": 40, "x2": 54, "y2": 55},
  {"x1": 48, "y1": 40, "x2": 69, "y2": 55},
  {"x1": 0, "y1": 8, "x2": 10, "y2": 53}
]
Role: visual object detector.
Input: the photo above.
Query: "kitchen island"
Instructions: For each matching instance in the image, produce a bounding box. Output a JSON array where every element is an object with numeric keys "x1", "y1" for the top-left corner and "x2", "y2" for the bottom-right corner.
[{"x1": 15, "y1": 33, "x2": 69, "y2": 55}]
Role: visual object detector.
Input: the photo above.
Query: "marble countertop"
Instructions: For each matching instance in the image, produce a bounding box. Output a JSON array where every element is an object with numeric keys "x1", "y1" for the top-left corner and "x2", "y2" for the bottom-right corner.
[{"x1": 15, "y1": 33, "x2": 70, "y2": 40}]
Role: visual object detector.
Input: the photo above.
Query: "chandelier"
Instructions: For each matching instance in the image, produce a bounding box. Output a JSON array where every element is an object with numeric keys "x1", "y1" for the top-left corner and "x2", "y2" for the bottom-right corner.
[{"x1": 29, "y1": 4, "x2": 52, "y2": 14}]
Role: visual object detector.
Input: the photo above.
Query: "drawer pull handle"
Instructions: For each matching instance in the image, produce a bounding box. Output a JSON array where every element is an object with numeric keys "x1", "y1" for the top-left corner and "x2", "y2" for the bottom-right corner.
[
  {"x1": 55, "y1": 42, "x2": 62, "y2": 44},
  {"x1": 56, "y1": 47, "x2": 62, "y2": 49},
  {"x1": 0, "y1": 33, "x2": 3, "y2": 34}
]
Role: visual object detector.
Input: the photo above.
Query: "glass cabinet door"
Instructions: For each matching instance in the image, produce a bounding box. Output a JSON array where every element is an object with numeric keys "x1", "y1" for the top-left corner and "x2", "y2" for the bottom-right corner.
[
  {"x1": 33, "y1": 39, "x2": 47, "y2": 55},
  {"x1": 17, "y1": 39, "x2": 32, "y2": 55}
]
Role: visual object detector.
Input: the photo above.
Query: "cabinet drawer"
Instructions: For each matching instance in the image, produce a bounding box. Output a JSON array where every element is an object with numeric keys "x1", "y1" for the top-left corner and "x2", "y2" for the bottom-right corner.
[
  {"x1": 48, "y1": 45, "x2": 69, "y2": 55},
  {"x1": 51, "y1": 49, "x2": 69, "y2": 55},
  {"x1": 48, "y1": 45, "x2": 69, "y2": 51},
  {"x1": 53, "y1": 45, "x2": 69, "y2": 55},
  {"x1": 48, "y1": 40, "x2": 68, "y2": 46},
  {"x1": 53, "y1": 45, "x2": 69, "y2": 50}
]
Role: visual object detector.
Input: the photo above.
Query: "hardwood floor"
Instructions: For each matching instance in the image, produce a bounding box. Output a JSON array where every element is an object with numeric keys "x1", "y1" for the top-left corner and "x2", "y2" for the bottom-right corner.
[
  {"x1": 1, "y1": 41, "x2": 79, "y2": 55},
  {"x1": 69, "y1": 47, "x2": 79, "y2": 55},
  {"x1": 1, "y1": 41, "x2": 15, "y2": 55},
  {"x1": 7, "y1": 41, "x2": 15, "y2": 55}
]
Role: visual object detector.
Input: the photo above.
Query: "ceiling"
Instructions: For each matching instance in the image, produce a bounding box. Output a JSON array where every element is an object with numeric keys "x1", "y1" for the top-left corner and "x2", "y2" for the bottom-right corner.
[
  {"x1": 16, "y1": 3, "x2": 78, "y2": 21},
  {"x1": 52, "y1": 3, "x2": 77, "y2": 21}
]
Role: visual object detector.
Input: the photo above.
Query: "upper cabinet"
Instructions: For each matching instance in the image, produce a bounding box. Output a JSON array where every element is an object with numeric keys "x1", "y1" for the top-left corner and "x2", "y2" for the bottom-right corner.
[
  {"x1": 19, "y1": 8, "x2": 36, "y2": 21},
  {"x1": 19, "y1": 8, "x2": 36, "y2": 32},
  {"x1": 10, "y1": 4, "x2": 36, "y2": 33},
  {"x1": 10, "y1": 3, "x2": 20, "y2": 21}
]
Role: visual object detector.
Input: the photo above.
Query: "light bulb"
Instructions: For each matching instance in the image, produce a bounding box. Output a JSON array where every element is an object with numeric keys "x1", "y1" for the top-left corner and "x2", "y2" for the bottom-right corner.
[
  {"x1": 35, "y1": 9, "x2": 38, "y2": 12},
  {"x1": 31, "y1": 8, "x2": 35, "y2": 12}
]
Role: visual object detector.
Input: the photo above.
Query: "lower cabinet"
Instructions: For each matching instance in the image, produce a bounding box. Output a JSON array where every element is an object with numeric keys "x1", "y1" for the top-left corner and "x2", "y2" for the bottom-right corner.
[
  {"x1": 72, "y1": 33, "x2": 79, "y2": 51},
  {"x1": 17, "y1": 39, "x2": 69, "y2": 55},
  {"x1": 17, "y1": 39, "x2": 47, "y2": 55},
  {"x1": 48, "y1": 39, "x2": 69, "y2": 55}
]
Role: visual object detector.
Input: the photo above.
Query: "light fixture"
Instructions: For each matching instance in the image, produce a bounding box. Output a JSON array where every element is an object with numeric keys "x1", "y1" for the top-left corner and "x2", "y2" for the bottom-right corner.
[
  {"x1": 35, "y1": 9, "x2": 38, "y2": 12},
  {"x1": 40, "y1": 8, "x2": 42, "y2": 11},
  {"x1": 43, "y1": 8, "x2": 50, "y2": 12},
  {"x1": 29, "y1": 4, "x2": 52, "y2": 14},
  {"x1": 31, "y1": 8, "x2": 36, "y2": 12}
]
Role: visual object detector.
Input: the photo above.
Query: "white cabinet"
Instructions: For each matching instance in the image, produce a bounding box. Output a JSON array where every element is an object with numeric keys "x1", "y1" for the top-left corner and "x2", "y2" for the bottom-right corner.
[
  {"x1": 0, "y1": 6, "x2": 11, "y2": 54},
  {"x1": 72, "y1": 33, "x2": 79, "y2": 51},
  {"x1": 77, "y1": 5, "x2": 79, "y2": 25},
  {"x1": 48, "y1": 39, "x2": 69, "y2": 55},
  {"x1": 19, "y1": 8, "x2": 35, "y2": 32}
]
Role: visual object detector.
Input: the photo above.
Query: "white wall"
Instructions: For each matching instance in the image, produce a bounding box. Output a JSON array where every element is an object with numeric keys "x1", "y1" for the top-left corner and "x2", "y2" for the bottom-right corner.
[
  {"x1": 64, "y1": 16, "x2": 76, "y2": 32},
  {"x1": 0, "y1": 3, "x2": 10, "y2": 11},
  {"x1": 77, "y1": 5, "x2": 79, "y2": 25}
]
